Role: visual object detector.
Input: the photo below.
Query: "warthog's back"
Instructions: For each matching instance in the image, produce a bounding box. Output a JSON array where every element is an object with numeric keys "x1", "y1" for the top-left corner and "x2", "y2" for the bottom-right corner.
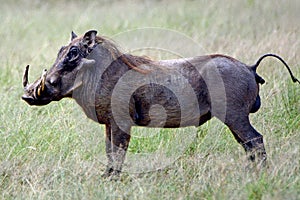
[{"x1": 119, "y1": 55, "x2": 258, "y2": 128}]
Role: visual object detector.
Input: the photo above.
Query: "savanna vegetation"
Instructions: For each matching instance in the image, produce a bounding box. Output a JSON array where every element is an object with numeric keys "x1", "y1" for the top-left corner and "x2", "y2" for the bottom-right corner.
[{"x1": 0, "y1": 0, "x2": 299, "y2": 199}]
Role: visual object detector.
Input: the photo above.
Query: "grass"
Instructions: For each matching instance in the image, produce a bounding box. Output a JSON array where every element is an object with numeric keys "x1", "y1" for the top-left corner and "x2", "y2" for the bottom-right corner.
[{"x1": 1, "y1": 0, "x2": 300, "y2": 199}]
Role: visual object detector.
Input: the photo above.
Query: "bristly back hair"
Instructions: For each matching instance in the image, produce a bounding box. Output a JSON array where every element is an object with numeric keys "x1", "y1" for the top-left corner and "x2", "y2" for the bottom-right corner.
[{"x1": 95, "y1": 35, "x2": 154, "y2": 74}]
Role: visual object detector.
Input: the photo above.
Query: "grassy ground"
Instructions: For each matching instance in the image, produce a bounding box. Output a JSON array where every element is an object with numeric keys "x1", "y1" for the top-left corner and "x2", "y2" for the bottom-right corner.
[{"x1": 1, "y1": 0, "x2": 300, "y2": 199}]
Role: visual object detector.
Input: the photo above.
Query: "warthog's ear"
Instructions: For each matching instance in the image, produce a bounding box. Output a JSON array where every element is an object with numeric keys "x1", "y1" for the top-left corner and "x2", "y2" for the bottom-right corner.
[
  {"x1": 71, "y1": 31, "x2": 78, "y2": 41},
  {"x1": 82, "y1": 30, "x2": 97, "y2": 48}
]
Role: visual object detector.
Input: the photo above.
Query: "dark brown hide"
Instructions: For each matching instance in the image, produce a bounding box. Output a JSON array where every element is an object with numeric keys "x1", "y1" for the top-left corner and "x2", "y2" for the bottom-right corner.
[{"x1": 22, "y1": 30, "x2": 300, "y2": 177}]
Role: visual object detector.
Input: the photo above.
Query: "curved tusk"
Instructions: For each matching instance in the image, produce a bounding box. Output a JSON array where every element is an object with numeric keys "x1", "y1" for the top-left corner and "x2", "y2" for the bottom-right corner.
[
  {"x1": 23, "y1": 65, "x2": 30, "y2": 88},
  {"x1": 41, "y1": 69, "x2": 47, "y2": 92},
  {"x1": 37, "y1": 69, "x2": 47, "y2": 96}
]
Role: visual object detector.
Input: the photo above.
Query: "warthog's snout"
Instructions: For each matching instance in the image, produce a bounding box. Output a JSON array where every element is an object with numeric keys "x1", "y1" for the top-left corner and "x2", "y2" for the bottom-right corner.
[
  {"x1": 21, "y1": 57, "x2": 96, "y2": 106},
  {"x1": 21, "y1": 95, "x2": 35, "y2": 105},
  {"x1": 22, "y1": 65, "x2": 52, "y2": 106}
]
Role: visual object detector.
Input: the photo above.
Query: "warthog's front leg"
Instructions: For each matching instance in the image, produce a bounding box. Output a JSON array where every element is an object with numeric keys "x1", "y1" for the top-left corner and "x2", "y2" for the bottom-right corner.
[{"x1": 102, "y1": 123, "x2": 131, "y2": 178}]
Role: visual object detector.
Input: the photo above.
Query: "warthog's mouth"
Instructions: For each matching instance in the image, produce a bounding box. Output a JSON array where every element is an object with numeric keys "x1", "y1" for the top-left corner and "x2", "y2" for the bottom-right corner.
[
  {"x1": 21, "y1": 65, "x2": 53, "y2": 106},
  {"x1": 21, "y1": 94, "x2": 53, "y2": 106},
  {"x1": 22, "y1": 95, "x2": 38, "y2": 105}
]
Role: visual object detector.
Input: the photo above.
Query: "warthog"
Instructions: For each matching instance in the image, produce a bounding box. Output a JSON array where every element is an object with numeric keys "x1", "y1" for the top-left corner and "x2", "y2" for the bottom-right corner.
[{"x1": 22, "y1": 30, "x2": 299, "y2": 177}]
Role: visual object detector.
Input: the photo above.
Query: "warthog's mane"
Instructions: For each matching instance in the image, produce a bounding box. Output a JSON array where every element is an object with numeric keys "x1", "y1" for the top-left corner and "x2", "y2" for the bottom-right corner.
[{"x1": 95, "y1": 35, "x2": 154, "y2": 74}]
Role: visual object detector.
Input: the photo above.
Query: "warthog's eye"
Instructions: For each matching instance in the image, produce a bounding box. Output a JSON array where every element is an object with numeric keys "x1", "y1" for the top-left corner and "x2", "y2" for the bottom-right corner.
[
  {"x1": 60, "y1": 46, "x2": 81, "y2": 71},
  {"x1": 67, "y1": 46, "x2": 79, "y2": 62}
]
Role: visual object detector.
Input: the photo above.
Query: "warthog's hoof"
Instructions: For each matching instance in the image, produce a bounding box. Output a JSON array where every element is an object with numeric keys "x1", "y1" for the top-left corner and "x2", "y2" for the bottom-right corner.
[
  {"x1": 246, "y1": 149, "x2": 268, "y2": 172},
  {"x1": 101, "y1": 168, "x2": 121, "y2": 181}
]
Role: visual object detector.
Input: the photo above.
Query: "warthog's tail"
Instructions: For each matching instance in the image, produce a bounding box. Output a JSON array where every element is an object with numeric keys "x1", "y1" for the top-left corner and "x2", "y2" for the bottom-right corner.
[{"x1": 251, "y1": 54, "x2": 300, "y2": 84}]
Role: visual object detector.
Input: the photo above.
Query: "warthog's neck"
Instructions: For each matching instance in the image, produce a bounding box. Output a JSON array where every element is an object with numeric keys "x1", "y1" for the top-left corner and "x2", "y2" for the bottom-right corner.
[{"x1": 72, "y1": 54, "x2": 135, "y2": 124}]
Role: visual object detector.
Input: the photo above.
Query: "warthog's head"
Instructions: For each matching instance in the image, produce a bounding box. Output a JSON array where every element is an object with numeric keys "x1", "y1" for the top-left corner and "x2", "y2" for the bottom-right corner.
[{"x1": 22, "y1": 30, "x2": 98, "y2": 105}]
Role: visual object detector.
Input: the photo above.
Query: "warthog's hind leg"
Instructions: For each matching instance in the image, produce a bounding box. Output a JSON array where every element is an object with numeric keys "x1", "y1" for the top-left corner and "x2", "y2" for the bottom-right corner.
[{"x1": 225, "y1": 116, "x2": 267, "y2": 167}]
